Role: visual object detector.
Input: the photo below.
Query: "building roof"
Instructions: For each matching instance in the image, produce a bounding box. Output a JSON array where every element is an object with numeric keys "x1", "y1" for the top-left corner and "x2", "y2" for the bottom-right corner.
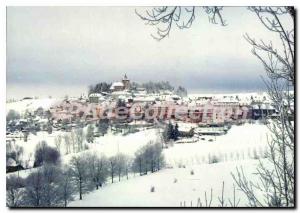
[
  {"x1": 89, "y1": 93, "x2": 103, "y2": 98},
  {"x1": 110, "y1": 82, "x2": 124, "y2": 90},
  {"x1": 111, "y1": 91, "x2": 131, "y2": 97}
]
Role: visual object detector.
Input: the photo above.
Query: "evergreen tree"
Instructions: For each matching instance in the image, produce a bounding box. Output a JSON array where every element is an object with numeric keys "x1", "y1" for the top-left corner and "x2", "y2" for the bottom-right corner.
[
  {"x1": 98, "y1": 118, "x2": 109, "y2": 136},
  {"x1": 173, "y1": 123, "x2": 180, "y2": 141},
  {"x1": 176, "y1": 86, "x2": 187, "y2": 97},
  {"x1": 88, "y1": 82, "x2": 111, "y2": 94},
  {"x1": 163, "y1": 122, "x2": 174, "y2": 142}
]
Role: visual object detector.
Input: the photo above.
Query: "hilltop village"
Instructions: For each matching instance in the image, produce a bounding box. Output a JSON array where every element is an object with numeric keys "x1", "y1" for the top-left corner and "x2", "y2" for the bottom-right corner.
[
  {"x1": 49, "y1": 75, "x2": 278, "y2": 126},
  {"x1": 6, "y1": 74, "x2": 284, "y2": 140}
]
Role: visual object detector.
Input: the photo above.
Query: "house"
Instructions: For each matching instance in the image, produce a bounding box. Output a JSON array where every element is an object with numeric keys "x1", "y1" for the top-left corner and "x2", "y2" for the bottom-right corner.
[
  {"x1": 110, "y1": 82, "x2": 125, "y2": 92},
  {"x1": 251, "y1": 103, "x2": 276, "y2": 120},
  {"x1": 110, "y1": 74, "x2": 131, "y2": 92},
  {"x1": 89, "y1": 93, "x2": 105, "y2": 103}
]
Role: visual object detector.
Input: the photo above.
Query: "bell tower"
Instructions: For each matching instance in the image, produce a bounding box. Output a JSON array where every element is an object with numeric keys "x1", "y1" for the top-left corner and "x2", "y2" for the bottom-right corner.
[{"x1": 122, "y1": 74, "x2": 130, "y2": 90}]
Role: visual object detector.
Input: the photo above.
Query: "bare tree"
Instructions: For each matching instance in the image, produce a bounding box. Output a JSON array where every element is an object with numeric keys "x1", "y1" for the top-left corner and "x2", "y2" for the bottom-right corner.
[
  {"x1": 108, "y1": 156, "x2": 117, "y2": 183},
  {"x1": 54, "y1": 135, "x2": 62, "y2": 153},
  {"x1": 58, "y1": 168, "x2": 75, "y2": 207},
  {"x1": 70, "y1": 131, "x2": 77, "y2": 153},
  {"x1": 6, "y1": 175, "x2": 25, "y2": 207},
  {"x1": 133, "y1": 150, "x2": 144, "y2": 176},
  {"x1": 40, "y1": 164, "x2": 61, "y2": 206},
  {"x1": 69, "y1": 156, "x2": 88, "y2": 200},
  {"x1": 136, "y1": 6, "x2": 226, "y2": 41},
  {"x1": 124, "y1": 157, "x2": 132, "y2": 180},
  {"x1": 116, "y1": 153, "x2": 127, "y2": 182},
  {"x1": 228, "y1": 184, "x2": 240, "y2": 207},
  {"x1": 231, "y1": 6, "x2": 294, "y2": 207},
  {"x1": 63, "y1": 134, "x2": 71, "y2": 154},
  {"x1": 138, "y1": 6, "x2": 294, "y2": 207},
  {"x1": 86, "y1": 153, "x2": 109, "y2": 189},
  {"x1": 75, "y1": 128, "x2": 85, "y2": 152},
  {"x1": 133, "y1": 142, "x2": 165, "y2": 176},
  {"x1": 95, "y1": 155, "x2": 109, "y2": 188},
  {"x1": 86, "y1": 124, "x2": 95, "y2": 143},
  {"x1": 24, "y1": 169, "x2": 43, "y2": 207}
]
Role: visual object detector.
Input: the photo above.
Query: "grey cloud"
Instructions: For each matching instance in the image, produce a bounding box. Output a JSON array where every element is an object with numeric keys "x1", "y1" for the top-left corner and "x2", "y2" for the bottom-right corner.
[{"x1": 7, "y1": 6, "x2": 284, "y2": 98}]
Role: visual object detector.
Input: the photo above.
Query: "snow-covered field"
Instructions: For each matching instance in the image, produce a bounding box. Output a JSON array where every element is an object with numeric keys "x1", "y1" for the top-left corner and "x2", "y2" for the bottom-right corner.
[
  {"x1": 69, "y1": 159, "x2": 261, "y2": 207},
  {"x1": 164, "y1": 123, "x2": 269, "y2": 167},
  {"x1": 8, "y1": 122, "x2": 269, "y2": 170}
]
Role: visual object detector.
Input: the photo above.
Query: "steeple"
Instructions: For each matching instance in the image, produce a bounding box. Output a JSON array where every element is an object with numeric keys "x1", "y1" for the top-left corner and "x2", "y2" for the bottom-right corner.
[{"x1": 122, "y1": 74, "x2": 130, "y2": 89}]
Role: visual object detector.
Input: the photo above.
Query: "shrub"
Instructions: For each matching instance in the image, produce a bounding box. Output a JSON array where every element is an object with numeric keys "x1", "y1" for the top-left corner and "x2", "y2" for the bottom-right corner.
[
  {"x1": 252, "y1": 148, "x2": 259, "y2": 159},
  {"x1": 150, "y1": 186, "x2": 155, "y2": 192},
  {"x1": 33, "y1": 141, "x2": 60, "y2": 167},
  {"x1": 6, "y1": 110, "x2": 20, "y2": 122},
  {"x1": 208, "y1": 155, "x2": 220, "y2": 164}
]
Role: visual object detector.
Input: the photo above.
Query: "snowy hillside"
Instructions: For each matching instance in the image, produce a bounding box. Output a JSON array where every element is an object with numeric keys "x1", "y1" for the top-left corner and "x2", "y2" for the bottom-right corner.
[
  {"x1": 69, "y1": 159, "x2": 261, "y2": 207},
  {"x1": 6, "y1": 98, "x2": 60, "y2": 114}
]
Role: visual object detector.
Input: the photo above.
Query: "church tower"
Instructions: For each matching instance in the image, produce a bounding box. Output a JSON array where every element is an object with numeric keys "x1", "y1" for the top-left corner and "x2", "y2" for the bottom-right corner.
[{"x1": 122, "y1": 74, "x2": 130, "y2": 90}]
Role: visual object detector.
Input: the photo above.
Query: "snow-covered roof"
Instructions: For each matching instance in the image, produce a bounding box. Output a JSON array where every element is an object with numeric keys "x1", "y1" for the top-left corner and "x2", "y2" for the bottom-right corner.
[
  {"x1": 118, "y1": 95, "x2": 127, "y2": 100},
  {"x1": 110, "y1": 82, "x2": 124, "y2": 90},
  {"x1": 261, "y1": 104, "x2": 275, "y2": 110},
  {"x1": 134, "y1": 96, "x2": 155, "y2": 102},
  {"x1": 111, "y1": 91, "x2": 130, "y2": 96},
  {"x1": 89, "y1": 93, "x2": 103, "y2": 98}
]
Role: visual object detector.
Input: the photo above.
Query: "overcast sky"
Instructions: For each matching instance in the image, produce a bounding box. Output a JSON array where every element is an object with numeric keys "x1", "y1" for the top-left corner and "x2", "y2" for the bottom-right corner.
[{"x1": 7, "y1": 7, "x2": 284, "y2": 98}]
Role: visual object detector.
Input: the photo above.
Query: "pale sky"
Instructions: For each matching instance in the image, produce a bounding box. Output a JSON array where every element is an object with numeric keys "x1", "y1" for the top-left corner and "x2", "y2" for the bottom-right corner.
[{"x1": 7, "y1": 7, "x2": 285, "y2": 99}]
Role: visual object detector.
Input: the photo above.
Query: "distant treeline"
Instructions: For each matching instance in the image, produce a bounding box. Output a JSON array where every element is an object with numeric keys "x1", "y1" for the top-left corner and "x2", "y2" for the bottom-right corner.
[
  {"x1": 88, "y1": 81, "x2": 187, "y2": 96},
  {"x1": 130, "y1": 81, "x2": 174, "y2": 93},
  {"x1": 88, "y1": 82, "x2": 111, "y2": 94}
]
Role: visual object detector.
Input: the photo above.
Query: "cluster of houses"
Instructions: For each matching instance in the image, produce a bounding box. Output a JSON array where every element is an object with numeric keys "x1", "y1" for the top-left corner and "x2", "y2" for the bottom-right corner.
[{"x1": 48, "y1": 75, "x2": 280, "y2": 127}]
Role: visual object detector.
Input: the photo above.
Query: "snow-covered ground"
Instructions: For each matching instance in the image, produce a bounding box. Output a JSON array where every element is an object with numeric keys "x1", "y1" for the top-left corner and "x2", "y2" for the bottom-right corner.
[
  {"x1": 164, "y1": 123, "x2": 269, "y2": 167},
  {"x1": 6, "y1": 96, "x2": 272, "y2": 207},
  {"x1": 6, "y1": 98, "x2": 60, "y2": 114},
  {"x1": 69, "y1": 159, "x2": 261, "y2": 207},
  {"x1": 8, "y1": 122, "x2": 269, "y2": 171}
]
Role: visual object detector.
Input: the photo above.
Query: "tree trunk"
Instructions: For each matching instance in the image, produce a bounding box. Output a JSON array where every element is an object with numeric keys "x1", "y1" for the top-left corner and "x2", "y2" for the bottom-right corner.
[
  {"x1": 139, "y1": 159, "x2": 142, "y2": 176},
  {"x1": 79, "y1": 178, "x2": 82, "y2": 200}
]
